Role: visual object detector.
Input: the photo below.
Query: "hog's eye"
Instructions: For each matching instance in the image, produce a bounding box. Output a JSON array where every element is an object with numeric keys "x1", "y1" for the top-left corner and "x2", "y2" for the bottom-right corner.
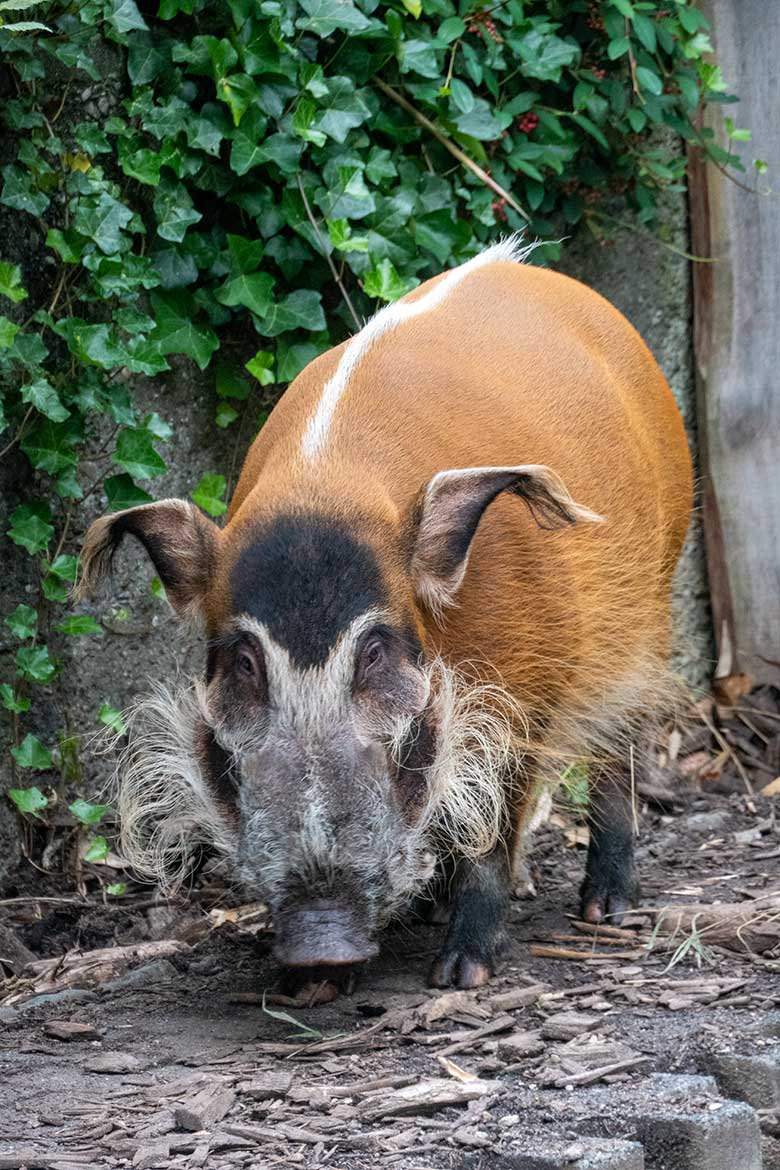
[
  {"x1": 356, "y1": 635, "x2": 385, "y2": 685},
  {"x1": 235, "y1": 641, "x2": 264, "y2": 688}
]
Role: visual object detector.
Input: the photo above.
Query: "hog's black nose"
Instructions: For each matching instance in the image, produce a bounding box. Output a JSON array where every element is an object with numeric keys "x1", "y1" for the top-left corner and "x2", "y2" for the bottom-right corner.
[{"x1": 273, "y1": 901, "x2": 378, "y2": 967}]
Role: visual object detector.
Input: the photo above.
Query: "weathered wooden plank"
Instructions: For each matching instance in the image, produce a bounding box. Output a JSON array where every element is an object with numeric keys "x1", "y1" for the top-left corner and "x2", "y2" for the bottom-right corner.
[{"x1": 690, "y1": 1, "x2": 780, "y2": 686}]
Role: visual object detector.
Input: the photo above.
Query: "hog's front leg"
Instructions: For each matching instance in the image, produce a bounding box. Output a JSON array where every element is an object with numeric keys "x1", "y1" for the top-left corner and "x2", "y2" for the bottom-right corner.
[
  {"x1": 429, "y1": 849, "x2": 510, "y2": 988},
  {"x1": 579, "y1": 757, "x2": 639, "y2": 925}
]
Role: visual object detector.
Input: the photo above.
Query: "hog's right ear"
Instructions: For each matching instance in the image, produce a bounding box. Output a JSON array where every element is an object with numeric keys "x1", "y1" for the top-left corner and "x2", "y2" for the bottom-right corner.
[{"x1": 76, "y1": 499, "x2": 219, "y2": 616}]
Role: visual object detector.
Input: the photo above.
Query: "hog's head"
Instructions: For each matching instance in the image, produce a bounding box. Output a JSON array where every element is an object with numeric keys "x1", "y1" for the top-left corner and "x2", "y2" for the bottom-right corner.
[{"x1": 79, "y1": 466, "x2": 597, "y2": 968}]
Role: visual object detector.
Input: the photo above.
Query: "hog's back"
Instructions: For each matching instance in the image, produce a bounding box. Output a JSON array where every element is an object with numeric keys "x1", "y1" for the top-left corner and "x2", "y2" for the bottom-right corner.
[{"x1": 230, "y1": 260, "x2": 693, "y2": 715}]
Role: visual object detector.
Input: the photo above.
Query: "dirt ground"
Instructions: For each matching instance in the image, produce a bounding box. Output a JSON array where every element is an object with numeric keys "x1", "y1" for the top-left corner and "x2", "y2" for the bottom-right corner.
[{"x1": 2, "y1": 692, "x2": 780, "y2": 1169}]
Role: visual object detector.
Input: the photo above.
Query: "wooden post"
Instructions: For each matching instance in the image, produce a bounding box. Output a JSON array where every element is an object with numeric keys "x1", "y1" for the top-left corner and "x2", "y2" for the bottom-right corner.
[{"x1": 690, "y1": 1, "x2": 780, "y2": 688}]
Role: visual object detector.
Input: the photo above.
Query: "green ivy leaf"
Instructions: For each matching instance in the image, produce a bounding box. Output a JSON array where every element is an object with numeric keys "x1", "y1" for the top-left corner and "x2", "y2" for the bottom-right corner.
[
  {"x1": 104, "y1": 473, "x2": 153, "y2": 511},
  {"x1": 5, "y1": 603, "x2": 38, "y2": 640},
  {"x1": 218, "y1": 73, "x2": 259, "y2": 126},
  {"x1": 215, "y1": 401, "x2": 238, "y2": 427},
  {"x1": 8, "y1": 502, "x2": 53, "y2": 555},
  {"x1": 228, "y1": 107, "x2": 270, "y2": 176},
  {"x1": 99, "y1": 703, "x2": 126, "y2": 734},
  {"x1": 8, "y1": 782, "x2": 49, "y2": 812},
  {"x1": 72, "y1": 192, "x2": 135, "y2": 254},
  {"x1": 21, "y1": 416, "x2": 81, "y2": 475},
  {"x1": 215, "y1": 270, "x2": 275, "y2": 316},
  {"x1": 127, "y1": 30, "x2": 171, "y2": 84},
  {"x1": 69, "y1": 798, "x2": 108, "y2": 825},
  {"x1": 83, "y1": 835, "x2": 109, "y2": 863},
  {"x1": 192, "y1": 472, "x2": 228, "y2": 517},
  {"x1": 20, "y1": 378, "x2": 71, "y2": 423},
  {"x1": 143, "y1": 412, "x2": 173, "y2": 441},
  {"x1": 0, "y1": 260, "x2": 27, "y2": 303},
  {"x1": 149, "y1": 290, "x2": 219, "y2": 369},
  {"x1": 47, "y1": 554, "x2": 79, "y2": 582},
  {"x1": 0, "y1": 316, "x2": 20, "y2": 348},
  {"x1": 56, "y1": 614, "x2": 103, "y2": 636},
  {"x1": 108, "y1": 0, "x2": 149, "y2": 34},
  {"x1": 113, "y1": 427, "x2": 167, "y2": 480},
  {"x1": 16, "y1": 644, "x2": 57, "y2": 684},
  {"x1": 246, "y1": 350, "x2": 275, "y2": 385},
  {"x1": 0, "y1": 164, "x2": 49, "y2": 216},
  {"x1": 254, "y1": 289, "x2": 325, "y2": 336},
  {"x1": 154, "y1": 179, "x2": 203, "y2": 242},
  {"x1": 216, "y1": 361, "x2": 251, "y2": 400},
  {"x1": 363, "y1": 258, "x2": 416, "y2": 302},
  {"x1": 296, "y1": 0, "x2": 374, "y2": 37},
  {"x1": 0, "y1": 684, "x2": 30, "y2": 714}
]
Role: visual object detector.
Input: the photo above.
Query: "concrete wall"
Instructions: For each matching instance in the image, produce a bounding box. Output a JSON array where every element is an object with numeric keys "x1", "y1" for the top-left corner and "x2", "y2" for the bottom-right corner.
[
  {"x1": 0, "y1": 180, "x2": 713, "y2": 892},
  {"x1": 557, "y1": 188, "x2": 714, "y2": 692}
]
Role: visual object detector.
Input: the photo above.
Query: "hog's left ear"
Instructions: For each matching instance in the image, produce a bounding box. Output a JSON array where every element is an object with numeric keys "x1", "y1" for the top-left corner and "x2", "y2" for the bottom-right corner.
[
  {"x1": 409, "y1": 465, "x2": 602, "y2": 613},
  {"x1": 75, "y1": 499, "x2": 219, "y2": 616}
]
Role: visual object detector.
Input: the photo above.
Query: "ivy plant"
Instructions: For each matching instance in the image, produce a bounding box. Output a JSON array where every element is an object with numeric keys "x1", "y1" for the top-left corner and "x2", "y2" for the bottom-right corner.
[{"x1": 0, "y1": 0, "x2": 749, "y2": 871}]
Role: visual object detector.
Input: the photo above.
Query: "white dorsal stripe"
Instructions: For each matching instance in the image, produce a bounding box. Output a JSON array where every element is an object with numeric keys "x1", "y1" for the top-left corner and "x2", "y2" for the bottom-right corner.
[{"x1": 300, "y1": 234, "x2": 538, "y2": 459}]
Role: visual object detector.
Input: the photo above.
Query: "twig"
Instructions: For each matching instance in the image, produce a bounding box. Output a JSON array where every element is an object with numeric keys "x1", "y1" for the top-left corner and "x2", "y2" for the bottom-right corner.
[
  {"x1": 569, "y1": 918, "x2": 642, "y2": 942},
  {"x1": 587, "y1": 208, "x2": 718, "y2": 262},
  {"x1": 436, "y1": 1013, "x2": 514, "y2": 1057},
  {"x1": 625, "y1": 19, "x2": 641, "y2": 101},
  {"x1": 698, "y1": 705, "x2": 753, "y2": 794},
  {"x1": 374, "y1": 78, "x2": 530, "y2": 223},
  {"x1": 0, "y1": 405, "x2": 34, "y2": 461},
  {"x1": 553, "y1": 1054, "x2": 653, "y2": 1088},
  {"x1": 296, "y1": 174, "x2": 362, "y2": 332},
  {"x1": 530, "y1": 944, "x2": 641, "y2": 961}
]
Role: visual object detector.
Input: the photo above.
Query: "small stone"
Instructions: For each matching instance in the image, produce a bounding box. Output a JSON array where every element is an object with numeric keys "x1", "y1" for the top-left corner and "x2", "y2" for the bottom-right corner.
[
  {"x1": 102, "y1": 959, "x2": 177, "y2": 993},
  {"x1": 84, "y1": 1052, "x2": 142, "y2": 1074},
  {"x1": 45, "y1": 1020, "x2": 102, "y2": 1041},
  {"x1": 497, "y1": 1031, "x2": 546, "y2": 1061}
]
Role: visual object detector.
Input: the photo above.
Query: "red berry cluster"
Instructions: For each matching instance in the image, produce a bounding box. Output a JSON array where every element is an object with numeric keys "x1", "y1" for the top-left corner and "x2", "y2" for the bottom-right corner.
[
  {"x1": 586, "y1": 1, "x2": 605, "y2": 32},
  {"x1": 491, "y1": 197, "x2": 508, "y2": 222},
  {"x1": 466, "y1": 9, "x2": 502, "y2": 42},
  {"x1": 517, "y1": 112, "x2": 539, "y2": 134}
]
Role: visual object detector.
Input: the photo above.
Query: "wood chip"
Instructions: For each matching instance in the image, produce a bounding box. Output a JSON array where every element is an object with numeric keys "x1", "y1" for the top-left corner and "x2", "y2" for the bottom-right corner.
[
  {"x1": 44, "y1": 1021, "x2": 102, "y2": 1042},
  {"x1": 485, "y1": 983, "x2": 549, "y2": 1012},
  {"x1": 174, "y1": 1083, "x2": 236, "y2": 1131},
  {"x1": 541, "y1": 1013, "x2": 601, "y2": 1041},
  {"x1": 132, "y1": 1140, "x2": 171, "y2": 1169},
  {"x1": 358, "y1": 1076, "x2": 500, "y2": 1121},
  {"x1": 240, "y1": 1071, "x2": 294, "y2": 1100},
  {"x1": 495, "y1": 1030, "x2": 546, "y2": 1061},
  {"x1": 436, "y1": 1013, "x2": 515, "y2": 1057},
  {"x1": 414, "y1": 990, "x2": 486, "y2": 1027}
]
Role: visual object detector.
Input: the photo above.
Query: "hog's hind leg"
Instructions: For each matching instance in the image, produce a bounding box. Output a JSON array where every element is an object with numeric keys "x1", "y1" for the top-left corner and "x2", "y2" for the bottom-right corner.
[
  {"x1": 579, "y1": 753, "x2": 639, "y2": 925},
  {"x1": 429, "y1": 848, "x2": 510, "y2": 989}
]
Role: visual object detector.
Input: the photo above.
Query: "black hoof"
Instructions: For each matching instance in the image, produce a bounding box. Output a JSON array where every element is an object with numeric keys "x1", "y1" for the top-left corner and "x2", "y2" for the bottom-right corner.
[{"x1": 429, "y1": 950, "x2": 492, "y2": 988}]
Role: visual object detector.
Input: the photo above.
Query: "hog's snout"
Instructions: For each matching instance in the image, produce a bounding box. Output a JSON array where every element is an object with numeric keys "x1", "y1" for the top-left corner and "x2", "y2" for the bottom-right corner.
[{"x1": 273, "y1": 901, "x2": 379, "y2": 968}]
